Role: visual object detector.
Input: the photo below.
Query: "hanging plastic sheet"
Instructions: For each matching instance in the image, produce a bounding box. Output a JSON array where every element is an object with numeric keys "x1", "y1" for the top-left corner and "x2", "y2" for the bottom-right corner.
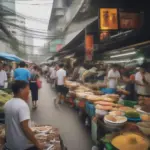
[{"x1": 0, "y1": 53, "x2": 22, "y2": 62}]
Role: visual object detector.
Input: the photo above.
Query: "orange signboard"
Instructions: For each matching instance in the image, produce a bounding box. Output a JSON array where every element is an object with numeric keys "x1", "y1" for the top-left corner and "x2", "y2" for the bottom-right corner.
[
  {"x1": 85, "y1": 35, "x2": 94, "y2": 61},
  {"x1": 100, "y1": 8, "x2": 118, "y2": 30}
]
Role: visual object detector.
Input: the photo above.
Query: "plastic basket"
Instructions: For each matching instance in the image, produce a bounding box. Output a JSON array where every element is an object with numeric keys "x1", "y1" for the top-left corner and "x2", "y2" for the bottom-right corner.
[{"x1": 124, "y1": 100, "x2": 137, "y2": 107}]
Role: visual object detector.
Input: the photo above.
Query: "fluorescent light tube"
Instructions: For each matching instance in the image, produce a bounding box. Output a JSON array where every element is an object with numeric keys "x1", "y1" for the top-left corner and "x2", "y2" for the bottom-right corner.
[{"x1": 110, "y1": 52, "x2": 136, "y2": 58}]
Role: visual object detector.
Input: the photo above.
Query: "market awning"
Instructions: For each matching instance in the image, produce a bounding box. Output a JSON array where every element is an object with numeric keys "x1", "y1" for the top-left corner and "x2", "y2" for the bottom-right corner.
[{"x1": 0, "y1": 53, "x2": 22, "y2": 62}]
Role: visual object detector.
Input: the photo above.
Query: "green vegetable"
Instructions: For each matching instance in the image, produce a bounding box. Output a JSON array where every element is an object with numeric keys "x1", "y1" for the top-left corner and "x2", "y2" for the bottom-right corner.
[{"x1": 125, "y1": 111, "x2": 140, "y2": 118}]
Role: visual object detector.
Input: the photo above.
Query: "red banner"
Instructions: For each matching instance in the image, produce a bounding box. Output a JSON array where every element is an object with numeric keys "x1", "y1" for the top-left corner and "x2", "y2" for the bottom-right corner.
[{"x1": 85, "y1": 35, "x2": 94, "y2": 61}]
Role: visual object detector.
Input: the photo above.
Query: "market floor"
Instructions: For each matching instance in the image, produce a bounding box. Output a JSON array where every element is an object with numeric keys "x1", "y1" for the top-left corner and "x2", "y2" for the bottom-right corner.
[{"x1": 30, "y1": 79, "x2": 93, "y2": 150}]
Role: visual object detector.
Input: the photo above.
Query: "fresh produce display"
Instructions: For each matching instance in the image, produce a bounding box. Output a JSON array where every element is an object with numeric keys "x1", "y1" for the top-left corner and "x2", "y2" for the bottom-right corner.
[
  {"x1": 125, "y1": 111, "x2": 140, "y2": 119},
  {"x1": 111, "y1": 133, "x2": 149, "y2": 150},
  {"x1": 65, "y1": 79, "x2": 150, "y2": 150},
  {"x1": 0, "y1": 90, "x2": 12, "y2": 110}
]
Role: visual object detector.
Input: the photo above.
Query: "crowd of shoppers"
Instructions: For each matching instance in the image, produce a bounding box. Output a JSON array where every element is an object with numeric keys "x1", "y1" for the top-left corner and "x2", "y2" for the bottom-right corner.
[{"x1": 49, "y1": 61, "x2": 150, "y2": 102}]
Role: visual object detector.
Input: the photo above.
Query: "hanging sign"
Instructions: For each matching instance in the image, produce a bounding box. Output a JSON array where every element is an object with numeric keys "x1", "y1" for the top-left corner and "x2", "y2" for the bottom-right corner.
[
  {"x1": 100, "y1": 8, "x2": 118, "y2": 30},
  {"x1": 85, "y1": 35, "x2": 94, "y2": 61},
  {"x1": 120, "y1": 12, "x2": 142, "y2": 29},
  {"x1": 56, "y1": 44, "x2": 63, "y2": 52}
]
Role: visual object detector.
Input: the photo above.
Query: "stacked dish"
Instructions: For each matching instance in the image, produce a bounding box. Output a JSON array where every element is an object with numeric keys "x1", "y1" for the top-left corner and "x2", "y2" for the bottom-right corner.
[{"x1": 104, "y1": 115, "x2": 127, "y2": 128}]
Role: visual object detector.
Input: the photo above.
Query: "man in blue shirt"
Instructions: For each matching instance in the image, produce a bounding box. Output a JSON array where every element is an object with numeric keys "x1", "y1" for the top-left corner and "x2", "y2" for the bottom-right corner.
[{"x1": 14, "y1": 62, "x2": 31, "y2": 82}]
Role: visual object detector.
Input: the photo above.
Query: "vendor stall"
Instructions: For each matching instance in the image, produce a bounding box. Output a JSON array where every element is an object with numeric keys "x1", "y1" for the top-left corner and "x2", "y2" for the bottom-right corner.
[
  {"x1": 64, "y1": 79, "x2": 150, "y2": 150},
  {"x1": 0, "y1": 124, "x2": 67, "y2": 150}
]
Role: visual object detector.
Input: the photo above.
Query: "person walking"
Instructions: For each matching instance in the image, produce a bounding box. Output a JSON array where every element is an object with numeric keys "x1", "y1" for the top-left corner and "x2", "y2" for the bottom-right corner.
[
  {"x1": 4, "y1": 80, "x2": 44, "y2": 150},
  {"x1": 0, "y1": 63, "x2": 7, "y2": 89},
  {"x1": 14, "y1": 62, "x2": 31, "y2": 83},
  {"x1": 55, "y1": 63, "x2": 67, "y2": 104},
  {"x1": 30, "y1": 66, "x2": 39, "y2": 109}
]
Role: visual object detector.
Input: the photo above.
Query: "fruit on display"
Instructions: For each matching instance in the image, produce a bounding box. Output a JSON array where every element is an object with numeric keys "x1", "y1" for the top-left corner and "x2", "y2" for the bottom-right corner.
[{"x1": 111, "y1": 133, "x2": 149, "y2": 150}]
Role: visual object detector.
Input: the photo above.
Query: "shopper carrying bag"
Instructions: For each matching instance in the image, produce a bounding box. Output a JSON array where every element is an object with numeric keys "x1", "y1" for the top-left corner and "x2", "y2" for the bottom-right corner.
[{"x1": 30, "y1": 66, "x2": 40, "y2": 109}]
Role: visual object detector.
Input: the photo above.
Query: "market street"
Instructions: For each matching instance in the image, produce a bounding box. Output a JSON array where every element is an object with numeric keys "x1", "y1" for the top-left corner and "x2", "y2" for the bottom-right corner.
[{"x1": 30, "y1": 79, "x2": 93, "y2": 150}]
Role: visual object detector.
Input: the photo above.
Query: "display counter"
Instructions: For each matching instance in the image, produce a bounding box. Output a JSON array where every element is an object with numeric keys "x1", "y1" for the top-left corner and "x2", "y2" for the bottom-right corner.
[{"x1": 64, "y1": 80, "x2": 150, "y2": 150}]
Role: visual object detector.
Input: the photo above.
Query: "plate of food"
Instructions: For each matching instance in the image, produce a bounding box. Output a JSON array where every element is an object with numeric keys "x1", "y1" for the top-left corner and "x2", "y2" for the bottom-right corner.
[
  {"x1": 119, "y1": 106, "x2": 135, "y2": 112},
  {"x1": 109, "y1": 111, "x2": 125, "y2": 116},
  {"x1": 104, "y1": 115, "x2": 127, "y2": 127},
  {"x1": 136, "y1": 107, "x2": 150, "y2": 115}
]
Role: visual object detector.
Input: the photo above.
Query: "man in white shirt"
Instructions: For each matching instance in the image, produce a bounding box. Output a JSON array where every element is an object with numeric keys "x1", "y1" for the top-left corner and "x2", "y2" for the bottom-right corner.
[
  {"x1": 107, "y1": 64, "x2": 120, "y2": 89},
  {"x1": 0, "y1": 63, "x2": 7, "y2": 88},
  {"x1": 4, "y1": 80, "x2": 44, "y2": 150},
  {"x1": 135, "y1": 66, "x2": 150, "y2": 96},
  {"x1": 55, "y1": 63, "x2": 67, "y2": 104}
]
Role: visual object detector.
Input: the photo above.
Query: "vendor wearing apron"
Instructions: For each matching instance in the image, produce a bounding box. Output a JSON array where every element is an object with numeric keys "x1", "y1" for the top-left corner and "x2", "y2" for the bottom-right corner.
[
  {"x1": 107, "y1": 64, "x2": 120, "y2": 93},
  {"x1": 135, "y1": 66, "x2": 150, "y2": 97}
]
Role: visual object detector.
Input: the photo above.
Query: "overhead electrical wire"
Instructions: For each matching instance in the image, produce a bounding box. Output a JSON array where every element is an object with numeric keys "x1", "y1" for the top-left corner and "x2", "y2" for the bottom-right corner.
[
  {"x1": 2, "y1": 1, "x2": 53, "y2": 5},
  {"x1": 1, "y1": 20, "x2": 61, "y2": 39},
  {"x1": 1, "y1": 18, "x2": 62, "y2": 39},
  {"x1": 0, "y1": 2, "x2": 56, "y2": 48},
  {"x1": 1, "y1": 20, "x2": 49, "y2": 35},
  {"x1": 0, "y1": 5, "x2": 49, "y2": 23}
]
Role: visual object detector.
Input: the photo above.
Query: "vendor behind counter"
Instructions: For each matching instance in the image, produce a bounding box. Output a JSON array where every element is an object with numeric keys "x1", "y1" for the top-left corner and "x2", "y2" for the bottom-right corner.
[{"x1": 118, "y1": 72, "x2": 136, "y2": 101}]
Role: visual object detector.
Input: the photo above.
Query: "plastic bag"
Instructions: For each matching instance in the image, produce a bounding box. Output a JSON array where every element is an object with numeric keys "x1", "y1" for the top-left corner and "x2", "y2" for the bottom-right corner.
[
  {"x1": 4, "y1": 82, "x2": 8, "y2": 89},
  {"x1": 36, "y1": 80, "x2": 42, "y2": 89}
]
